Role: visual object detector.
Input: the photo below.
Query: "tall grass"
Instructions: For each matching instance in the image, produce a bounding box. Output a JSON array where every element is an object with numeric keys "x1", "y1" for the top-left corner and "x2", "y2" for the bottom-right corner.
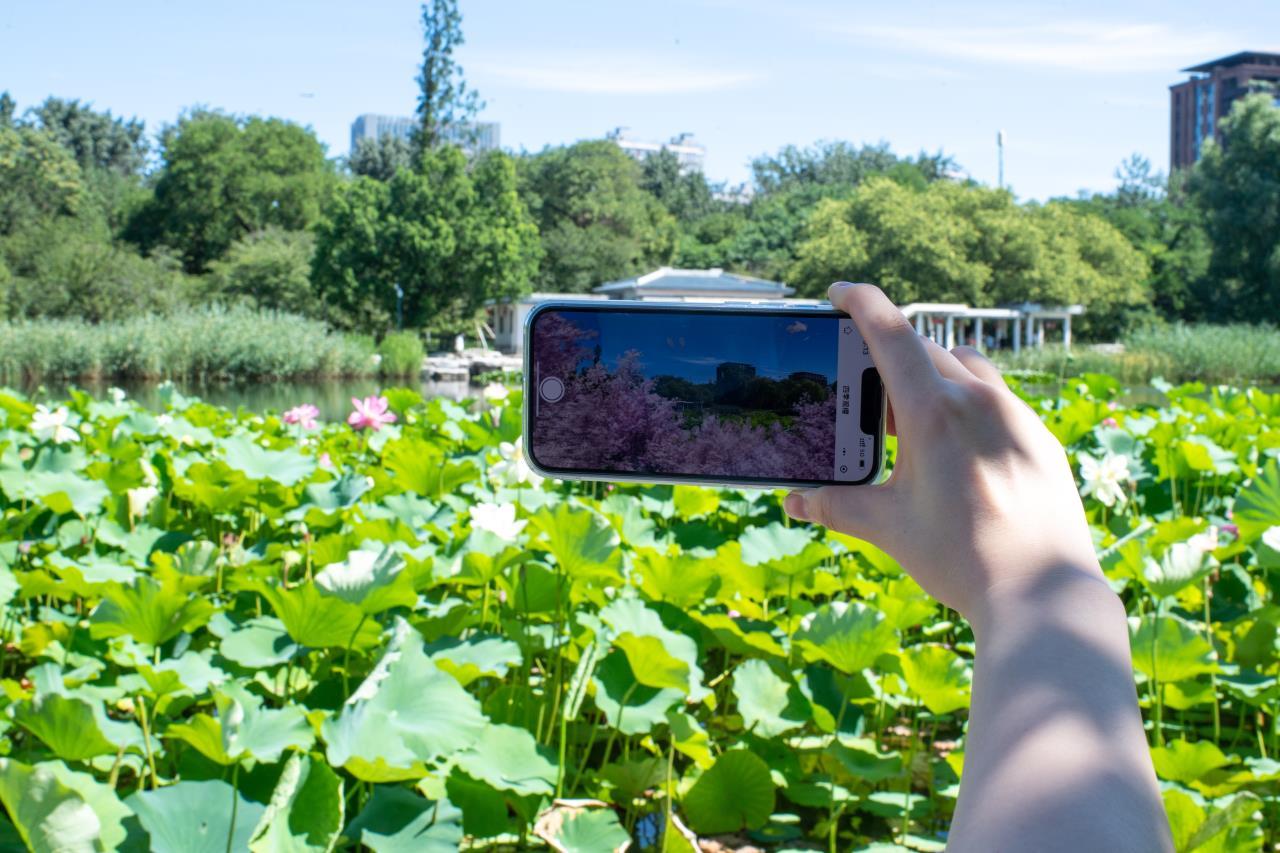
[
  {"x1": 0, "y1": 307, "x2": 376, "y2": 382},
  {"x1": 994, "y1": 323, "x2": 1280, "y2": 385},
  {"x1": 377, "y1": 331, "x2": 425, "y2": 377}
]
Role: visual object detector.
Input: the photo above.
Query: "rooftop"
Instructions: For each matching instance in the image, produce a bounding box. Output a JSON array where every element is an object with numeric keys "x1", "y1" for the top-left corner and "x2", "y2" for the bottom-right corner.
[
  {"x1": 594, "y1": 267, "x2": 793, "y2": 296},
  {"x1": 1182, "y1": 51, "x2": 1280, "y2": 73}
]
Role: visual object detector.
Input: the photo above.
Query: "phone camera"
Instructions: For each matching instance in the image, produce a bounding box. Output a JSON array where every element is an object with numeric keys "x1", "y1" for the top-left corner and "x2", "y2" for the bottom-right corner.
[
  {"x1": 839, "y1": 464, "x2": 848, "y2": 474},
  {"x1": 539, "y1": 376, "x2": 565, "y2": 403}
]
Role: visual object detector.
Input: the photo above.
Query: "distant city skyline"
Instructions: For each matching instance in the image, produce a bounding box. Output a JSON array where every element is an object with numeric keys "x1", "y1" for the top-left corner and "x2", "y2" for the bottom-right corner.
[{"x1": 3, "y1": 1, "x2": 1279, "y2": 199}]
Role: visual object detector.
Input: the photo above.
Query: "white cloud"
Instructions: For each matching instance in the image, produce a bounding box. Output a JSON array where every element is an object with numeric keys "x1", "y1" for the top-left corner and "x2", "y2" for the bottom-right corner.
[
  {"x1": 837, "y1": 22, "x2": 1244, "y2": 73},
  {"x1": 471, "y1": 54, "x2": 762, "y2": 95}
]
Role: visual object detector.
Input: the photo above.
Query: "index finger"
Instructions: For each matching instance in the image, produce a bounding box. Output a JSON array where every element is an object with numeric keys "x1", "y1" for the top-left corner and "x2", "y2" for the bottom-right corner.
[{"x1": 828, "y1": 282, "x2": 942, "y2": 410}]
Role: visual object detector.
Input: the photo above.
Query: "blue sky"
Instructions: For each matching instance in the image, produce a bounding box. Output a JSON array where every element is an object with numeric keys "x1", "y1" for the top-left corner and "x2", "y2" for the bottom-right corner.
[
  {"x1": 2, "y1": 1, "x2": 1276, "y2": 200},
  {"x1": 551, "y1": 309, "x2": 838, "y2": 383}
]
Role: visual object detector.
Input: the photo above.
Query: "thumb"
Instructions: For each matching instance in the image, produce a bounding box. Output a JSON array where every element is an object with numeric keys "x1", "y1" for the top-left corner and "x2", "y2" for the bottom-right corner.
[{"x1": 783, "y1": 484, "x2": 891, "y2": 541}]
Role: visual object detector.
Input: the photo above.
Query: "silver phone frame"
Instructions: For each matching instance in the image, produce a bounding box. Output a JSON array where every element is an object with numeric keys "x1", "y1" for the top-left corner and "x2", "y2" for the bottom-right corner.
[{"x1": 521, "y1": 299, "x2": 888, "y2": 490}]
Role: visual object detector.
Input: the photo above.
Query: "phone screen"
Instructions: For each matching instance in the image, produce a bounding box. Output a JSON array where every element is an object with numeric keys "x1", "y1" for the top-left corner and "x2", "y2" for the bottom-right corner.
[{"x1": 525, "y1": 305, "x2": 882, "y2": 486}]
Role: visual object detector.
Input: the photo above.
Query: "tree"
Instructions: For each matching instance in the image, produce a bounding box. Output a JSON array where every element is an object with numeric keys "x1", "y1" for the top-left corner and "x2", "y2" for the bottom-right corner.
[
  {"x1": 518, "y1": 140, "x2": 677, "y2": 292},
  {"x1": 312, "y1": 147, "x2": 540, "y2": 330},
  {"x1": 348, "y1": 134, "x2": 413, "y2": 181},
  {"x1": 751, "y1": 141, "x2": 956, "y2": 199},
  {"x1": 205, "y1": 227, "x2": 317, "y2": 315},
  {"x1": 789, "y1": 177, "x2": 1149, "y2": 337},
  {"x1": 25, "y1": 97, "x2": 147, "y2": 176},
  {"x1": 0, "y1": 124, "x2": 85, "y2": 236},
  {"x1": 126, "y1": 111, "x2": 334, "y2": 272},
  {"x1": 640, "y1": 149, "x2": 718, "y2": 223},
  {"x1": 1189, "y1": 93, "x2": 1280, "y2": 321},
  {"x1": 414, "y1": 0, "x2": 483, "y2": 153}
]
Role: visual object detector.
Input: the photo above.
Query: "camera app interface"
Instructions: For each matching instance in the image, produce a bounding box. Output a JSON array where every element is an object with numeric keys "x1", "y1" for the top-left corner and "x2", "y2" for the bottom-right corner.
[{"x1": 529, "y1": 307, "x2": 876, "y2": 483}]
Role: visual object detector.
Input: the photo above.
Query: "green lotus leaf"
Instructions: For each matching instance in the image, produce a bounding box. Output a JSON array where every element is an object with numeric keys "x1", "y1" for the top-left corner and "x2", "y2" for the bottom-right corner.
[
  {"x1": 343, "y1": 785, "x2": 462, "y2": 853},
  {"x1": 1235, "y1": 458, "x2": 1280, "y2": 543},
  {"x1": 220, "y1": 435, "x2": 316, "y2": 486},
  {"x1": 634, "y1": 549, "x2": 717, "y2": 608},
  {"x1": 382, "y1": 436, "x2": 476, "y2": 499},
  {"x1": 739, "y1": 522, "x2": 812, "y2": 565},
  {"x1": 1163, "y1": 789, "x2": 1263, "y2": 853},
  {"x1": 139, "y1": 649, "x2": 228, "y2": 696},
  {"x1": 89, "y1": 577, "x2": 215, "y2": 648},
  {"x1": 547, "y1": 808, "x2": 631, "y2": 853},
  {"x1": 874, "y1": 576, "x2": 938, "y2": 632},
  {"x1": 1150, "y1": 739, "x2": 1234, "y2": 785},
  {"x1": 314, "y1": 547, "x2": 415, "y2": 615},
  {"x1": 672, "y1": 485, "x2": 720, "y2": 520},
  {"x1": 425, "y1": 634, "x2": 522, "y2": 687},
  {"x1": 248, "y1": 753, "x2": 343, "y2": 853},
  {"x1": 826, "y1": 736, "x2": 903, "y2": 784},
  {"x1": 613, "y1": 633, "x2": 690, "y2": 693},
  {"x1": 681, "y1": 750, "x2": 775, "y2": 835},
  {"x1": 213, "y1": 615, "x2": 302, "y2": 668},
  {"x1": 0, "y1": 759, "x2": 101, "y2": 853},
  {"x1": 900, "y1": 644, "x2": 972, "y2": 715},
  {"x1": 1142, "y1": 540, "x2": 1217, "y2": 600},
  {"x1": 591, "y1": 651, "x2": 683, "y2": 736},
  {"x1": 256, "y1": 581, "x2": 380, "y2": 650},
  {"x1": 322, "y1": 618, "x2": 485, "y2": 779},
  {"x1": 666, "y1": 710, "x2": 714, "y2": 768},
  {"x1": 454, "y1": 724, "x2": 556, "y2": 796},
  {"x1": 732, "y1": 659, "x2": 808, "y2": 737},
  {"x1": 35, "y1": 761, "x2": 144, "y2": 851},
  {"x1": 12, "y1": 694, "x2": 121, "y2": 761},
  {"x1": 302, "y1": 472, "x2": 371, "y2": 513},
  {"x1": 795, "y1": 601, "x2": 897, "y2": 675},
  {"x1": 1129, "y1": 613, "x2": 1221, "y2": 683},
  {"x1": 531, "y1": 503, "x2": 623, "y2": 584},
  {"x1": 128, "y1": 779, "x2": 266, "y2": 853},
  {"x1": 167, "y1": 683, "x2": 313, "y2": 765}
]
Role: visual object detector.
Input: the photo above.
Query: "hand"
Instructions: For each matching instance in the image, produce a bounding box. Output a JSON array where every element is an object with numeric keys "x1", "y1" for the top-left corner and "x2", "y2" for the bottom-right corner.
[{"x1": 783, "y1": 282, "x2": 1102, "y2": 620}]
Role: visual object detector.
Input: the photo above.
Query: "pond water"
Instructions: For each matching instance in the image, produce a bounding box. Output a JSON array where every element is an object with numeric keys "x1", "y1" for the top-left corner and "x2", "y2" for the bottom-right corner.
[{"x1": 19, "y1": 378, "x2": 480, "y2": 421}]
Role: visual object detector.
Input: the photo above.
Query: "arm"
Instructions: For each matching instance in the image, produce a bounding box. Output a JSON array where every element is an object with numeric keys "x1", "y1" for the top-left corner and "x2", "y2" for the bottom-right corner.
[{"x1": 784, "y1": 283, "x2": 1171, "y2": 852}]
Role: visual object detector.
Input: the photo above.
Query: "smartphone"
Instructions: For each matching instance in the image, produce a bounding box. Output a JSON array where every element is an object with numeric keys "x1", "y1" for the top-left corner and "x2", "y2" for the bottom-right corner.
[{"x1": 522, "y1": 301, "x2": 884, "y2": 488}]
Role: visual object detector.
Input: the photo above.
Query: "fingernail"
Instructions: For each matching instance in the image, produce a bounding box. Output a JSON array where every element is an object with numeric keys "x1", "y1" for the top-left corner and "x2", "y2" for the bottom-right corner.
[
  {"x1": 827, "y1": 282, "x2": 852, "y2": 298},
  {"x1": 783, "y1": 492, "x2": 809, "y2": 520}
]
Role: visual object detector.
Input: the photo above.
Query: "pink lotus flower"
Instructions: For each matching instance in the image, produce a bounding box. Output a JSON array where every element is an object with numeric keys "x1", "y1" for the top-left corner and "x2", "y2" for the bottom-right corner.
[
  {"x1": 1222, "y1": 523, "x2": 1239, "y2": 540},
  {"x1": 347, "y1": 395, "x2": 396, "y2": 432},
  {"x1": 283, "y1": 403, "x2": 320, "y2": 430},
  {"x1": 318, "y1": 452, "x2": 334, "y2": 470},
  {"x1": 1101, "y1": 417, "x2": 1118, "y2": 428}
]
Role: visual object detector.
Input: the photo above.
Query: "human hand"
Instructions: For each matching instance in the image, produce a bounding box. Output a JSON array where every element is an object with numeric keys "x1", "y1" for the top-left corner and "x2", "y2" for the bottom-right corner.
[{"x1": 783, "y1": 282, "x2": 1103, "y2": 621}]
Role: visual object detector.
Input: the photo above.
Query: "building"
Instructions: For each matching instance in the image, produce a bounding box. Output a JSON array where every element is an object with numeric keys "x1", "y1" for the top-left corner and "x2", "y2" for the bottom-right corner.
[
  {"x1": 488, "y1": 268, "x2": 1084, "y2": 356},
  {"x1": 607, "y1": 129, "x2": 706, "y2": 173},
  {"x1": 1170, "y1": 51, "x2": 1280, "y2": 169},
  {"x1": 349, "y1": 113, "x2": 500, "y2": 155}
]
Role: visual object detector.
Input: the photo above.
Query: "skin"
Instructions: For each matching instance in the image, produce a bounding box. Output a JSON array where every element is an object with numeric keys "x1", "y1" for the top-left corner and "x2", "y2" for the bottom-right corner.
[{"x1": 784, "y1": 282, "x2": 1172, "y2": 852}]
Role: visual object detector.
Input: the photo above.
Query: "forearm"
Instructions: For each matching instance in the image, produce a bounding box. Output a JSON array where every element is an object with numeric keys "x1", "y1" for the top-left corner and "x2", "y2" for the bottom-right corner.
[{"x1": 948, "y1": 566, "x2": 1172, "y2": 852}]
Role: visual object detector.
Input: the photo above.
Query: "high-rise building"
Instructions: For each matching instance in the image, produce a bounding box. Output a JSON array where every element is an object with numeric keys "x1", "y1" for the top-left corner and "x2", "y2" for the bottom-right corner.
[
  {"x1": 1170, "y1": 51, "x2": 1280, "y2": 169},
  {"x1": 349, "y1": 114, "x2": 500, "y2": 155},
  {"x1": 607, "y1": 129, "x2": 706, "y2": 173}
]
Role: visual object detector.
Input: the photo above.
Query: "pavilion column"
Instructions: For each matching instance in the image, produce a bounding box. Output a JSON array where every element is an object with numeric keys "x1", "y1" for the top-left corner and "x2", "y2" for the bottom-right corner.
[
  {"x1": 1063, "y1": 315, "x2": 1072, "y2": 350},
  {"x1": 974, "y1": 317, "x2": 984, "y2": 352},
  {"x1": 944, "y1": 315, "x2": 955, "y2": 350},
  {"x1": 915, "y1": 313, "x2": 926, "y2": 335},
  {"x1": 1038, "y1": 320, "x2": 1046, "y2": 348},
  {"x1": 1012, "y1": 318, "x2": 1021, "y2": 353}
]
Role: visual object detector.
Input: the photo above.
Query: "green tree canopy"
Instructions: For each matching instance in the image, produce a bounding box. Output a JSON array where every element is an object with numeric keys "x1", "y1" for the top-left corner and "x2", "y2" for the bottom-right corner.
[
  {"x1": 312, "y1": 147, "x2": 540, "y2": 330},
  {"x1": 789, "y1": 177, "x2": 1149, "y2": 335},
  {"x1": 519, "y1": 140, "x2": 677, "y2": 292},
  {"x1": 1189, "y1": 94, "x2": 1280, "y2": 321},
  {"x1": 206, "y1": 227, "x2": 317, "y2": 316},
  {"x1": 349, "y1": 135, "x2": 414, "y2": 182},
  {"x1": 126, "y1": 111, "x2": 334, "y2": 272},
  {"x1": 751, "y1": 141, "x2": 956, "y2": 199},
  {"x1": 0, "y1": 124, "x2": 85, "y2": 236},
  {"x1": 24, "y1": 97, "x2": 147, "y2": 177}
]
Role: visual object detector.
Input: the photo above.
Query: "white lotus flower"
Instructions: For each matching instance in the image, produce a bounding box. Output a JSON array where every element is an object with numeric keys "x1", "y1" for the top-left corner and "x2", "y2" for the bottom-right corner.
[
  {"x1": 482, "y1": 382, "x2": 509, "y2": 403},
  {"x1": 470, "y1": 502, "x2": 527, "y2": 540},
  {"x1": 1079, "y1": 452, "x2": 1130, "y2": 507},
  {"x1": 108, "y1": 387, "x2": 127, "y2": 404},
  {"x1": 127, "y1": 485, "x2": 159, "y2": 518},
  {"x1": 30, "y1": 405, "x2": 79, "y2": 444},
  {"x1": 1262, "y1": 526, "x2": 1280, "y2": 553},
  {"x1": 490, "y1": 437, "x2": 543, "y2": 487}
]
